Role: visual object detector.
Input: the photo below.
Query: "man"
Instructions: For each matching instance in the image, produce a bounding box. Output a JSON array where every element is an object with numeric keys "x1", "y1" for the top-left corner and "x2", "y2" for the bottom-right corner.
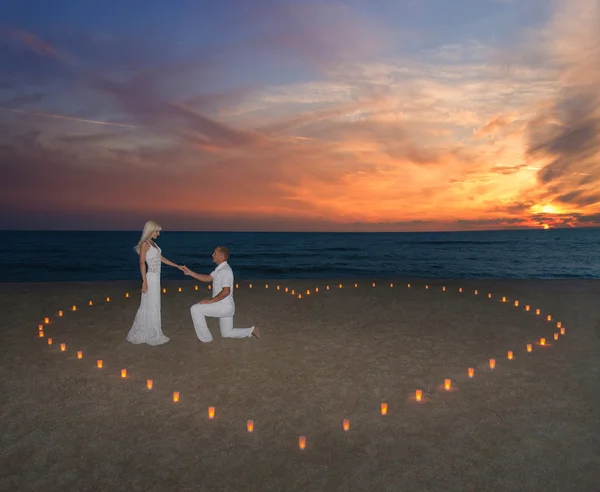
[{"x1": 182, "y1": 246, "x2": 260, "y2": 342}]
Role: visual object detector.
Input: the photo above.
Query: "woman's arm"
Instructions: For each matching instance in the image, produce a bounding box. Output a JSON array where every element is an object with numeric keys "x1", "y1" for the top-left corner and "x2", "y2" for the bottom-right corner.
[
  {"x1": 160, "y1": 255, "x2": 182, "y2": 269},
  {"x1": 139, "y1": 242, "x2": 150, "y2": 292}
]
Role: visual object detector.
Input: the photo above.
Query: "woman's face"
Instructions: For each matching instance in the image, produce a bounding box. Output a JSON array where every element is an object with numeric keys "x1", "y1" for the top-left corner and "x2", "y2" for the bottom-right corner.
[{"x1": 152, "y1": 229, "x2": 161, "y2": 239}]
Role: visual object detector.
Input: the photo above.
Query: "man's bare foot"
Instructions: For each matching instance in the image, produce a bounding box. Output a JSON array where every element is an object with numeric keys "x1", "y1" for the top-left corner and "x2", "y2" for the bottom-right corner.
[{"x1": 252, "y1": 326, "x2": 261, "y2": 339}]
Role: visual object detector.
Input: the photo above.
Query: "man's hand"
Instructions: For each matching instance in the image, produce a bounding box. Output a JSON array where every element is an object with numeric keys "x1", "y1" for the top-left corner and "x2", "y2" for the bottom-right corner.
[
  {"x1": 197, "y1": 298, "x2": 211, "y2": 305},
  {"x1": 182, "y1": 265, "x2": 191, "y2": 276}
]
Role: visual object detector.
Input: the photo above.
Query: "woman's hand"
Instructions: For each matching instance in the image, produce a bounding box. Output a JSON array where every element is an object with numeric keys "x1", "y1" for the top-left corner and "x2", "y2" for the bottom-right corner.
[{"x1": 141, "y1": 282, "x2": 148, "y2": 293}]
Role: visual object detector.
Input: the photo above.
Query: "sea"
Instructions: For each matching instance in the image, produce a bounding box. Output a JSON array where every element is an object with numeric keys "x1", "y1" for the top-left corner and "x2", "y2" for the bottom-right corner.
[{"x1": 0, "y1": 228, "x2": 599, "y2": 283}]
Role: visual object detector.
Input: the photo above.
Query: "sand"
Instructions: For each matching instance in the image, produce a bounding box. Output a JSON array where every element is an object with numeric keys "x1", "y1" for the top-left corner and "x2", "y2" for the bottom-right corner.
[{"x1": 1, "y1": 278, "x2": 599, "y2": 492}]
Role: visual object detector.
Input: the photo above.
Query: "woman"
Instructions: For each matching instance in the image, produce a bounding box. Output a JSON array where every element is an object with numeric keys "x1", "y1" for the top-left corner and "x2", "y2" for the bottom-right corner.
[{"x1": 126, "y1": 220, "x2": 182, "y2": 345}]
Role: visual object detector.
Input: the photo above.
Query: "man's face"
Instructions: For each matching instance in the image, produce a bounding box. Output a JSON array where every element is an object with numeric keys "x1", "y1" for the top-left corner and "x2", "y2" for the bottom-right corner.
[{"x1": 212, "y1": 249, "x2": 224, "y2": 263}]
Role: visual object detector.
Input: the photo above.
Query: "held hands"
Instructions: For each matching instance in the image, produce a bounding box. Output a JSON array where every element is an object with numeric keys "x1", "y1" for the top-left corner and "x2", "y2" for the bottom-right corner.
[{"x1": 182, "y1": 265, "x2": 192, "y2": 276}]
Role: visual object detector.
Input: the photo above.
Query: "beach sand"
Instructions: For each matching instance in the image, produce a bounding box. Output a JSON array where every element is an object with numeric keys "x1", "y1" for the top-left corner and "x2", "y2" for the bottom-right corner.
[{"x1": 1, "y1": 278, "x2": 599, "y2": 492}]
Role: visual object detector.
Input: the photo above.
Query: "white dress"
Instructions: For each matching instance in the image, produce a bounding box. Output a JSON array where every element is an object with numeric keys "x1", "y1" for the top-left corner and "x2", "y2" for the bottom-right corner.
[{"x1": 126, "y1": 242, "x2": 170, "y2": 345}]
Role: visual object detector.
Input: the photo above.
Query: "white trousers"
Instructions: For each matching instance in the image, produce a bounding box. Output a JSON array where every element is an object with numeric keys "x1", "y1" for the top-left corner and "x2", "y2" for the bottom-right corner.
[{"x1": 190, "y1": 299, "x2": 255, "y2": 343}]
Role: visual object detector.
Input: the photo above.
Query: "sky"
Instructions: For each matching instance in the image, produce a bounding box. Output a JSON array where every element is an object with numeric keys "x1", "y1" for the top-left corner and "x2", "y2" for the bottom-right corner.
[{"x1": 0, "y1": 0, "x2": 599, "y2": 231}]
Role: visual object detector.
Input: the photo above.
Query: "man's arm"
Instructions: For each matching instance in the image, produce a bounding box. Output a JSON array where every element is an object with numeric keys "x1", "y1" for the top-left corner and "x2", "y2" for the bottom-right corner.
[{"x1": 182, "y1": 266, "x2": 212, "y2": 283}]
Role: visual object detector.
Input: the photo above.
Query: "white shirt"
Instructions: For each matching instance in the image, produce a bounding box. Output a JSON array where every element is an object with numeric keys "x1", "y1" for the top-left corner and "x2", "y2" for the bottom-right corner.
[{"x1": 210, "y1": 261, "x2": 234, "y2": 301}]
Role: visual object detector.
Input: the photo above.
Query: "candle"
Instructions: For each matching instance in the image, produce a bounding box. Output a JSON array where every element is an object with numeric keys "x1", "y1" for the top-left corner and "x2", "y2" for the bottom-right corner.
[
  {"x1": 502, "y1": 296, "x2": 506, "y2": 302},
  {"x1": 407, "y1": 283, "x2": 411, "y2": 288},
  {"x1": 306, "y1": 290, "x2": 310, "y2": 295},
  {"x1": 488, "y1": 293, "x2": 492, "y2": 298},
  {"x1": 354, "y1": 283, "x2": 358, "y2": 288},
  {"x1": 39, "y1": 330, "x2": 44, "y2": 338},
  {"x1": 194, "y1": 285, "x2": 198, "y2": 290},
  {"x1": 291, "y1": 290, "x2": 295, "y2": 295},
  {"x1": 97, "y1": 360, "x2": 103, "y2": 368},
  {"x1": 247, "y1": 419, "x2": 254, "y2": 433},
  {"x1": 372, "y1": 282, "x2": 376, "y2": 287},
  {"x1": 339, "y1": 283, "x2": 343, "y2": 288},
  {"x1": 557, "y1": 321, "x2": 562, "y2": 328},
  {"x1": 173, "y1": 391, "x2": 180, "y2": 403},
  {"x1": 72, "y1": 305, "x2": 77, "y2": 311},
  {"x1": 415, "y1": 390, "x2": 423, "y2": 401},
  {"x1": 38, "y1": 324, "x2": 43, "y2": 331},
  {"x1": 47, "y1": 338, "x2": 52, "y2": 345},
  {"x1": 514, "y1": 300, "x2": 519, "y2": 307},
  {"x1": 540, "y1": 338, "x2": 546, "y2": 346},
  {"x1": 459, "y1": 287, "x2": 462, "y2": 293},
  {"x1": 489, "y1": 359, "x2": 496, "y2": 369},
  {"x1": 285, "y1": 287, "x2": 289, "y2": 293},
  {"x1": 44, "y1": 317, "x2": 50, "y2": 324},
  {"x1": 468, "y1": 367, "x2": 474, "y2": 378},
  {"x1": 208, "y1": 285, "x2": 211, "y2": 290},
  {"x1": 527, "y1": 343, "x2": 532, "y2": 352},
  {"x1": 58, "y1": 310, "x2": 63, "y2": 317},
  {"x1": 249, "y1": 284, "x2": 253, "y2": 288},
  {"x1": 298, "y1": 294, "x2": 302, "y2": 299},
  {"x1": 265, "y1": 284, "x2": 268, "y2": 289},
  {"x1": 208, "y1": 406, "x2": 215, "y2": 419},
  {"x1": 277, "y1": 285, "x2": 280, "y2": 290},
  {"x1": 106, "y1": 297, "x2": 110, "y2": 302},
  {"x1": 474, "y1": 290, "x2": 478, "y2": 295},
  {"x1": 147, "y1": 379, "x2": 153, "y2": 390},
  {"x1": 442, "y1": 286, "x2": 446, "y2": 291},
  {"x1": 298, "y1": 436, "x2": 306, "y2": 450},
  {"x1": 60, "y1": 343, "x2": 66, "y2": 352},
  {"x1": 554, "y1": 333, "x2": 559, "y2": 340},
  {"x1": 178, "y1": 287, "x2": 182, "y2": 292},
  {"x1": 343, "y1": 418, "x2": 350, "y2": 431},
  {"x1": 77, "y1": 351, "x2": 83, "y2": 359},
  {"x1": 326, "y1": 285, "x2": 330, "y2": 290},
  {"x1": 560, "y1": 327, "x2": 565, "y2": 335},
  {"x1": 444, "y1": 379, "x2": 451, "y2": 391},
  {"x1": 507, "y1": 351, "x2": 513, "y2": 360},
  {"x1": 425, "y1": 285, "x2": 429, "y2": 289},
  {"x1": 315, "y1": 287, "x2": 319, "y2": 292},
  {"x1": 547, "y1": 315, "x2": 552, "y2": 321},
  {"x1": 380, "y1": 402, "x2": 388, "y2": 415},
  {"x1": 526, "y1": 305, "x2": 530, "y2": 311},
  {"x1": 162, "y1": 288, "x2": 166, "y2": 293},
  {"x1": 125, "y1": 293, "x2": 129, "y2": 298},
  {"x1": 536, "y1": 309, "x2": 540, "y2": 315},
  {"x1": 121, "y1": 369, "x2": 127, "y2": 378},
  {"x1": 390, "y1": 283, "x2": 394, "y2": 287},
  {"x1": 235, "y1": 283, "x2": 239, "y2": 288},
  {"x1": 88, "y1": 301, "x2": 93, "y2": 306}
]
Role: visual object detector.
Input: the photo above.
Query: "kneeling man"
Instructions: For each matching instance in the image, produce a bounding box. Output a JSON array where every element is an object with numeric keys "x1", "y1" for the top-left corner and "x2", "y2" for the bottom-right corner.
[{"x1": 183, "y1": 246, "x2": 260, "y2": 342}]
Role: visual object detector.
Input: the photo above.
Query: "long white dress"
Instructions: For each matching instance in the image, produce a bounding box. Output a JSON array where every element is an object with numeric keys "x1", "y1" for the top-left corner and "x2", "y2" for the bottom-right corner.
[{"x1": 126, "y1": 242, "x2": 170, "y2": 345}]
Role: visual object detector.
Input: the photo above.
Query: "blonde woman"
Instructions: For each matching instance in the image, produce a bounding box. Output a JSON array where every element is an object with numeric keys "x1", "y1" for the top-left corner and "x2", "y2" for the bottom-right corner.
[{"x1": 126, "y1": 220, "x2": 182, "y2": 345}]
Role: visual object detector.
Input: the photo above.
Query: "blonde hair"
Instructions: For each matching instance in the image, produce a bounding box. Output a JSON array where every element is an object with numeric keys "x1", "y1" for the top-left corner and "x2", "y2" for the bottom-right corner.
[{"x1": 134, "y1": 220, "x2": 162, "y2": 254}]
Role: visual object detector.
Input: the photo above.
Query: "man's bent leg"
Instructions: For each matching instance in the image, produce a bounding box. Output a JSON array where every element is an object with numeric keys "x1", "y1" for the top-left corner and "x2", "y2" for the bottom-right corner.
[
  {"x1": 190, "y1": 304, "x2": 214, "y2": 342},
  {"x1": 219, "y1": 317, "x2": 255, "y2": 339}
]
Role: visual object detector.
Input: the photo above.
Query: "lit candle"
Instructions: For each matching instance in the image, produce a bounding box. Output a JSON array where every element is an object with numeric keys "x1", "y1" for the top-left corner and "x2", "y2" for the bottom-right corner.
[
  {"x1": 178, "y1": 287, "x2": 182, "y2": 292},
  {"x1": 298, "y1": 436, "x2": 306, "y2": 450},
  {"x1": 474, "y1": 290, "x2": 478, "y2": 295},
  {"x1": 502, "y1": 296, "x2": 506, "y2": 302},
  {"x1": 540, "y1": 338, "x2": 546, "y2": 346},
  {"x1": 173, "y1": 391, "x2": 180, "y2": 403},
  {"x1": 459, "y1": 287, "x2": 463, "y2": 293},
  {"x1": 407, "y1": 283, "x2": 411, "y2": 288},
  {"x1": 536, "y1": 309, "x2": 540, "y2": 315},
  {"x1": 162, "y1": 288, "x2": 166, "y2": 293},
  {"x1": 315, "y1": 287, "x2": 319, "y2": 292},
  {"x1": 97, "y1": 360, "x2": 103, "y2": 368},
  {"x1": 235, "y1": 283, "x2": 238, "y2": 289},
  {"x1": 380, "y1": 402, "x2": 388, "y2": 415},
  {"x1": 194, "y1": 285, "x2": 198, "y2": 290},
  {"x1": 298, "y1": 294, "x2": 302, "y2": 299},
  {"x1": 372, "y1": 282, "x2": 376, "y2": 287},
  {"x1": 547, "y1": 315, "x2": 552, "y2": 321},
  {"x1": 285, "y1": 287, "x2": 289, "y2": 293},
  {"x1": 326, "y1": 285, "x2": 330, "y2": 290},
  {"x1": 106, "y1": 297, "x2": 110, "y2": 302},
  {"x1": 339, "y1": 283, "x2": 343, "y2": 288},
  {"x1": 88, "y1": 301, "x2": 93, "y2": 306},
  {"x1": 47, "y1": 338, "x2": 52, "y2": 345},
  {"x1": 525, "y1": 305, "x2": 530, "y2": 311},
  {"x1": 425, "y1": 285, "x2": 428, "y2": 289},
  {"x1": 38, "y1": 324, "x2": 43, "y2": 331},
  {"x1": 44, "y1": 317, "x2": 50, "y2": 324},
  {"x1": 390, "y1": 283, "x2": 393, "y2": 287},
  {"x1": 125, "y1": 293, "x2": 129, "y2": 298},
  {"x1": 72, "y1": 305, "x2": 77, "y2": 311},
  {"x1": 208, "y1": 285, "x2": 211, "y2": 290},
  {"x1": 416, "y1": 390, "x2": 423, "y2": 401},
  {"x1": 306, "y1": 290, "x2": 310, "y2": 295},
  {"x1": 277, "y1": 285, "x2": 280, "y2": 290},
  {"x1": 247, "y1": 419, "x2": 254, "y2": 432},
  {"x1": 58, "y1": 310, "x2": 63, "y2": 316},
  {"x1": 147, "y1": 379, "x2": 153, "y2": 389},
  {"x1": 442, "y1": 286, "x2": 446, "y2": 291},
  {"x1": 208, "y1": 406, "x2": 215, "y2": 419},
  {"x1": 39, "y1": 330, "x2": 44, "y2": 338},
  {"x1": 444, "y1": 379, "x2": 451, "y2": 391},
  {"x1": 560, "y1": 327, "x2": 565, "y2": 335},
  {"x1": 527, "y1": 344, "x2": 532, "y2": 352},
  {"x1": 343, "y1": 418, "x2": 350, "y2": 431},
  {"x1": 265, "y1": 284, "x2": 268, "y2": 289},
  {"x1": 468, "y1": 367, "x2": 474, "y2": 378},
  {"x1": 77, "y1": 351, "x2": 83, "y2": 359},
  {"x1": 60, "y1": 343, "x2": 66, "y2": 352},
  {"x1": 554, "y1": 333, "x2": 559, "y2": 340},
  {"x1": 249, "y1": 284, "x2": 253, "y2": 288},
  {"x1": 488, "y1": 293, "x2": 492, "y2": 298},
  {"x1": 507, "y1": 351, "x2": 513, "y2": 360},
  {"x1": 291, "y1": 290, "x2": 295, "y2": 295},
  {"x1": 354, "y1": 283, "x2": 358, "y2": 288},
  {"x1": 557, "y1": 321, "x2": 562, "y2": 328},
  {"x1": 514, "y1": 300, "x2": 519, "y2": 307},
  {"x1": 489, "y1": 359, "x2": 496, "y2": 369},
  {"x1": 121, "y1": 369, "x2": 127, "y2": 378}
]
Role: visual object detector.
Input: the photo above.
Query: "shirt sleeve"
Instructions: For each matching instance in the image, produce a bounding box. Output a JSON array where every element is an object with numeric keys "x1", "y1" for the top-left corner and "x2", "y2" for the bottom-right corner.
[{"x1": 221, "y1": 269, "x2": 234, "y2": 288}]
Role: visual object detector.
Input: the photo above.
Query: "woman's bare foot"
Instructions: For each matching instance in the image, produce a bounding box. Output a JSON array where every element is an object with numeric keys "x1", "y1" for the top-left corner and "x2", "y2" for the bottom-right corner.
[{"x1": 252, "y1": 326, "x2": 261, "y2": 339}]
